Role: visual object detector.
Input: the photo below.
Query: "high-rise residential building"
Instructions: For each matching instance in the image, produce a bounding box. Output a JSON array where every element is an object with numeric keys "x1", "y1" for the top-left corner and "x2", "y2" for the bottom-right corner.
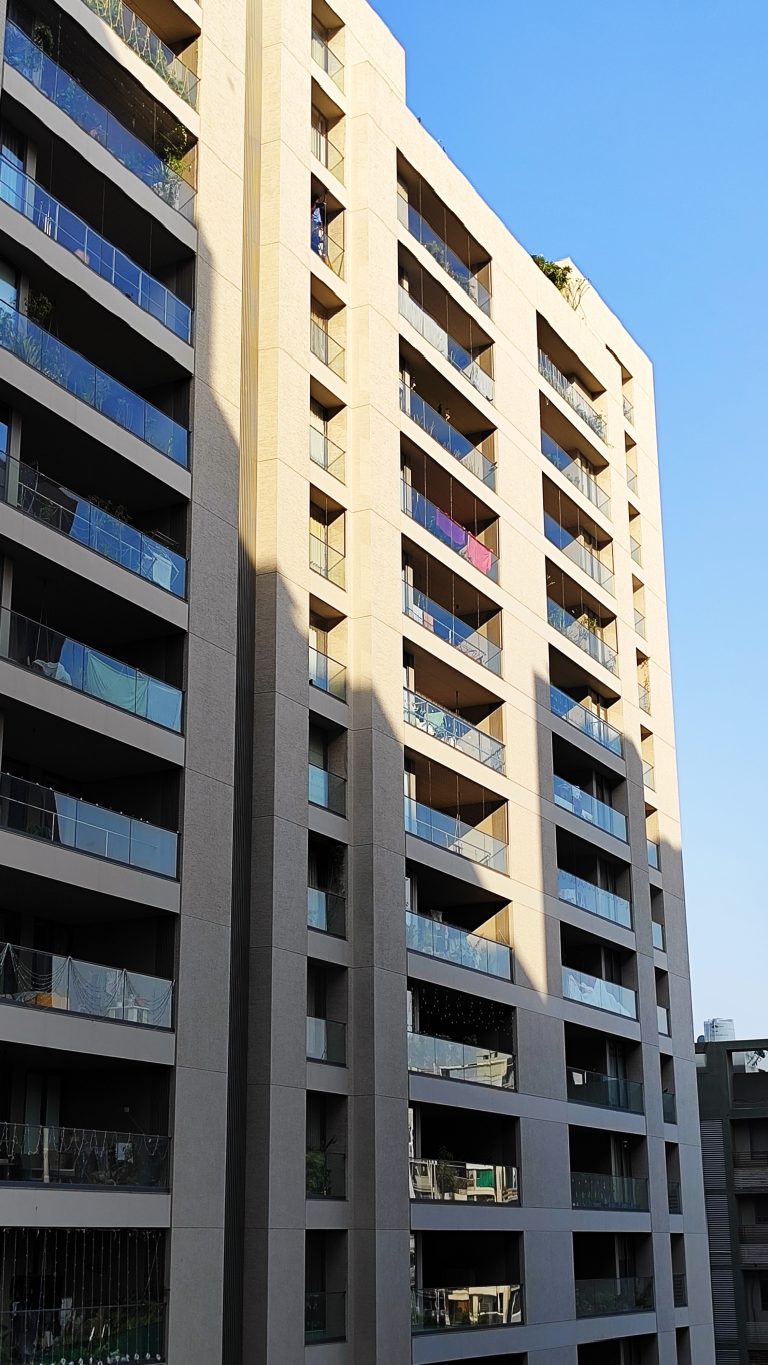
[
  {"x1": 704, "y1": 1019, "x2": 737, "y2": 1043},
  {"x1": 0, "y1": 0, "x2": 715, "y2": 1363},
  {"x1": 697, "y1": 1037, "x2": 768, "y2": 1364}
]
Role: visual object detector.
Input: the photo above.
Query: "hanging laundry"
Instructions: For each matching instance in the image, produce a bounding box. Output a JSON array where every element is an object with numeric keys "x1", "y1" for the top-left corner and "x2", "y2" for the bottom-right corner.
[
  {"x1": 435, "y1": 507, "x2": 467, "y2": 549},
  {"x1": 466, "y1": 534, "x2": 493, "y2": 575}
]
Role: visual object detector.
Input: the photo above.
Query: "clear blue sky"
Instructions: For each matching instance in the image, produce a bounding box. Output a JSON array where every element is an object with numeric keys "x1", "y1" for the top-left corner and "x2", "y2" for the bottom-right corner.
[{"x1": 371, "y1": 0, "x2": 768, "y2": 1038}]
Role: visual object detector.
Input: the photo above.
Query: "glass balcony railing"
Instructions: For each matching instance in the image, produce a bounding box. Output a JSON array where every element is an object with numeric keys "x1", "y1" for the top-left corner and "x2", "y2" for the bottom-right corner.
[
  {"x1": 0, "y1": 771, "x2": 178, "y2": 877},
  {"x1": 557, "y1": 868, "x2": 632, "y2": 930},
  {"x1": 403, "y1": 581, "x2": 501, "y2": 674},
  {"x1": 404, "y1": 795, "x2": 507, "y2": 873},
  {"x1": 306, "y1": 1016, "x2": 346, "y2": 1064},
  {"x1": 5, "y1": 22, "x2": 195, "y2": 219},
  {"x1": 405, "y1": 909, "x2": 511, "y2": 980},
  {"x1": 306, "y1": 1147, "x2": 345, "y2": 1198},
  {"x1": 566, "y1": 1066, "x2": 644, "y2": 1114},
  {"x1": 544, "y1": 514, "x2": 614, "y2": 594},
  {"x1": 634, "y1": 608, "x2": 646, "y2": 638},
  {"x1": 628, "y1": 468, "x2": 639, "y2": 494},
  {"x1": 643, "y1": 760, "x2": 655, "y2": 789},
  {"x1": 553, "y1": 776, "x2": 627, "y2": 842},
  {"x1": 309, "y1": 533, "x2": 345, "y2": 588},
  {"x1": 549, "y1": 685, "x2": 622, "y2": 756},
  {"x1": 571, "y1": 1171, "x2": 649, "y2": 1211},
  {"x1": 412, "y1": 1284, "x2": 522, "y2": 1332},
  {"x1": 398, "y1": 287, "x2": 494, "y2": 401},
  {"x1": 309, "y1": 645, "x2": 346, "y2": 701},
  {"x1": 668, "y1": 1182, "x2": 682, "y2": 1214},
  {"x1": 647, "y1": 839, "x2": 660, "y2": 870},
  {"x1": 397, "y1": 197, "x2": 491, "y2": 316},
  {"x1": 400, "y1": 480, "x2": 498, "y2": 580},
  {"x1": 310, "y1": 216, "x2": 344, "y2": 273},
  {"x1": 546, "y1": 599, "x2": 618, "y2": 675},
  {"x1": 631, "y1": 536, "x2": 643, "y2": 566},
  {"x1": 0, "y1": 297, "x2": 188, "y2": 465},
  {"x1": 307, "y1": 886, "x2": 346, "y2": 937},
  {"x1": 0, "y1": 456, "x2": 186, "y2": 595},
  {"x1": 657, "y1": 1004, "x2": 670, "y2": 1035},
  {"x1": 541, "y1": 433, "x2": 610, "y2": 515},
  {"x1": 639, "y1": 684, "x2": 652, "y2": 714},
  {"x1": 82, "y1": 0, "x2": 198, "y2": 107},
  {"x1": 575, "y1": 1277, "x2": 654, "y2": 1318},
  {"x1": 562, "y1": 966, "x2": 637, "y2": 1019},
  {"x1": 408, "y1": 1031, "x2": 516, "y2": 1089},
  {"x1": 1, "y1": 607, "x2": 183, "y2": 731},
  {"x1": 652, "y1": 921, "x2": 665, "y2": 951},
  {"x1": 309, "y1": 425, "x2": 345, "y2": 481},
  {"x1": 0, "y1": 1120, "x2": 170, "y2": 1186},
  {"x1": 305, "y1": 1291, "x2": 345, "y2": 1344},
  {"x1": 623, "y1": 395, "x2": 635, "y2": 425},
  {"x1": 311, "y1": 29, "x2": 344, "y2": 88},
  {"x1": 409, "y1": 1158, "x2": 518, "y2": 1204},
  {"x1": 538, "y1": 351, "x2": 606, "y2": 442},
  {"x1": 311, "y1": 120, "x2": 344, "y2": 183},
  {"x1": 308, "y1": 763, "x2": 346, "y2": 816},
  {"x1": 403, "y1": 687, "x2": 505, "y2": 772},
  {"x1": 0, "y1": 939, "x2": 173, "y2": 1027},
  {"x1": 663, "y1": 1091, "x2": 677, "y2": 1124},
  {"x1": 673, "y1": 1273, "x2": 687, "y2": 1308},
  {"x1": 0, "y1": 1302, "x2": 166, "y2": 1363},
  {"x1": 0, "y1": 155, "x2": 191, "y2": 341},
  {"x1": 399, "y1": 381, "x2": 495, "y2": 489},
  {"x1": 310, "y1": 320, "x2": 345, "y2": 378}
]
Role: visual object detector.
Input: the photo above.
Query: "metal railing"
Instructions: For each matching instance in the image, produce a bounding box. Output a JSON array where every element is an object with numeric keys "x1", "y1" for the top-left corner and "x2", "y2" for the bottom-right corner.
[
  {"x1": 549, "y1": 684, "x2": 622, "y2": 756},
  {"x1": 401, "y1": 480, "x2": 498, "y2": 580},
  {"x1": 311, "y1": 29, "x2": 344, "y2": 88},
  {"x1": 398, "y1": 286, "x2": 494, "y2": 401},
  {"x1": 0, "y1": 607, "x2": 182, "y2": 731},
  {"x1": 647, "y1": 839, "x2": 660, "y2": 870},
  {"x1": 306, "y1": 1016, "x2": 346, "y2": 1064},
  {"x1": 1, "y1": 455, "x2": 186, "y2": 595},
  {"x1": 746, "y1": 1322, "x2": 768, "y2": 1345},
  {"x1": 0, "y1": 771, "x2": 178, "y2": 876},
  {"x1": 309, "y1": 645, "x2": 346, "y2": 701},
  {"x1": 311, "y1": 117, "x2": 344, "y2": 182},
  {"x1": 0, "y1": 296, "x2": 188, "y2": 465},
  {"x1": 553, "y1": 775, "x2": 627, "y2": 842},
  {"x1": 309, "y1": 533, "x2": 345, "y2": 588},
  {"x1": 309, "y1": 425, "x2": 345, "y2": 480},
  {"x1": 546, "y1": 598, "x2": 618, "y2": 674},
  {"x1": 571, "y1": 1171, "x2": 648, "y2": 1211},
  {"x1": 310, "y1": 319, "x2": 345, "y2": 378},
  {"x1": 397, "y1": 197, "x2": 492, "y2": 315},
  {"x1": 672, "y1": 1273, "x2": 686, "y2": 1307},
  {"x1": 541, "y1": 432, "x2": 609, "y2": 515},
  {"x1": 623, "y1": 395, "x2": 635, "y2": 425},
  {"x1": 562, "y1": 966, "x2": 637, "y2": 1020},
  {"x1": 566, "y1": 1066, "x2": 644, "y2": 1114},
  {"x1": 305, "y1": 1291, "x2": 345, "y2": 1343},
  {"x1": 544, "y1": 513, "x2": 614, "y2": 594},
  {"x1": 575, "y1": 1277, "x2": 654, "y2": 1317},
  {"x1": 734, "y1": 1150, "x2": 768, "y2": 1168},
  {"x1": 306, "y1": 1148, "x2": 345, "y2": 1197},
  {"x1": 668, "y1": 1181, "x2": 682, "y2": 1214},
  {"x1": 308, "y1": 763, "x2": 346, "y2": 815},
  {"x1": 538, "y1": 350, "x2": 606, "y2": 441},
  {"x1": 405, "y1": 909, "x2": 511, "y2": 980},
  {"x1": 411, "y1": 1283, "x2": 522, "y2": 1332},
  {"x1": 404, "y1": 795, "x2": 507, "y2": 872},
  {"x1": 82, "y1": 0, "x2": 198, "y2": 107},
  {"x1": 652, "y1": 920, "x2": 665, "y2": 951},
  {"x1": 409, "y1": 1158, "x2": 518, "y2": 1204},
  {"x1": 403, "y1": 581, "x2": 501, "y2": 674},
  {"x1": 0, "y1": 939, "x2": 172, "y2": 1027},
  {"x1": 403, "y1": 687, "x2": 505, "y2": 772},
  {"x1": 557, "y1": 867, "x2": 631, "y2": 930},
  {"x1": 740, "y1": 1224, "x2": 768, "y2": 1244},
  {"x1": 408, "y1": 1031, "x2": 516, "y2": 1090},
  {"x1": 307, "y1": 887, "x2": 346, "y2": 937},
  {"x1": 0, "y1": 1301, "x2": 166, "y2": 1363},
  {"x1": 5, "y1": 22, "x2": 195, "y2": 219},
  {"x1": 399, "y1": 381, "x2": 495, "y2": 488},
  {"x1": 0, "y1": 1121, "x2": 170, "y2": 1187},
  {"x1": 0, "y1": 154, "x2": 191, "y2": 341}
]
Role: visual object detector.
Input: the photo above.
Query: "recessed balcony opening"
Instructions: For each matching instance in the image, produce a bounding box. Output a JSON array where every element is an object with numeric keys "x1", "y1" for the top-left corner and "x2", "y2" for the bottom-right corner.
[
  {"x1": 408, "y1": 978, "x2": 515, "y2": 1090},
  {"x1": 556, "y1": 829, "x2": 632, "y2": 930},
  {"x1": 403, "y1": 645, "x2": 504, "y2": 775},
  {"x1": 311, "y1": 2, "x2": 344, "y2": 90},
  {"x1": 573, "y1": 1232, "x2": 654, "y2": 1318},
  {"x1": 561, "y1": 922, "x2": 637, "y2": 1021},
  {"x1": 402, "y1": 442, "x2": 498, "y2": 579},
  {"x1": 537, "y1": 317, "x2": 606, "y2": 443},
  {"x1": 660, "y1": 1054, "x2": 677, "y2": 1124},
  {"x1": 655, "y1": 968, "x2": 670, "y2": 1036},
  {"x1": 404, "y1": 754, "x2": 507, "y2": 873},
  {"x1": 310, "y1": 391, "x2": 345, "y2": 481},
  {"x1": 307, "y1": 959, "x2": 346, "y2": 1066},
  {"x1": 305, "y1": 1229, "x2": 346, "y2": 1344},
  {"x1": 569, "y1": 1127, "x2": 647, "y2": 1211},
  {"x1": 311, "y1": 88, "x2": 344, "y2": 184},
  {"x1": 565, "y1": 1022, "x2": 644, "y2": 1114},
  {"x1": 578, "y1": 1339, "x2": 657, "y2": 1365},
  {"x1": 398, "y1": 245, "x2": 493, "y2": 401},
  {"x1": 412, "y1": 1231, "x2": 522, "y2": 1332},
  {"x1": 553, "y1": 734, "x2": 627, "y2": 844},
  {"x1": 310, "y1": 489, "x2": 345, "y2": 589},
  {"x1": 308, "y1": 719, "x2": 346, "y2": 816},
  {"x1": 410, "y1": 1102, "x2": 518, "y2": 1205},
  {"x1": 310, "y1": 173, "x2": 344, "y2": 278},
  {"x1": 403, "y1": 541, "x2": 501, "y2": 675},
  {"x1": 400, "y1": 344, "x2": 496, "y2": 488},
  {"x1": 396, "y1": 155, "x2": 492, "y2": 315},
  {"x1": 310, "y1": 289, "x2": 345, "y2": 380},
  {"x1": 308, "y1": 833, "x2": 345, "y2": 937},
  {"x1": 540, "y1": 398, "x2": 609, "y2": 513},
  {"x1": 306, "y1": 1090, "x2": 346, "y2": 1199},
  {"x1": 646, "y1": 805, "x2": 660, "y2": 870},
  {"x1": 543, "y1": 475, "x2": 614, "y2": 595},
  {"x1": 309, "y1": 602, "x2": 346, "y2": 703},
  {"x1": 666, "y1": 1141, "x2": 682, "y2": 1213},
  {"x1": 743, "y1": 1270, "x2": 768, "y2": 1347},
  {"x1": 406, "y1": 863, "x2": 511, "y2": 978},
  {"x1": 547, "y1": 563, "x2": 618, "y2": 676},
  {"x1": 549, "y1": 645, "x2": 622, "y2": 756}
]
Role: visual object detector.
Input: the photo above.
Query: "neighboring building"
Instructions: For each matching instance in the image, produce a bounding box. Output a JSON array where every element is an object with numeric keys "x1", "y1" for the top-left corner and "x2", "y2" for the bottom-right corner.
[
  {"x1": 705, "y1": 1020, "x2": 738, "y2": 1042},
  {"x1": 697, "y1": 1039, "x2": 768, "y2": 1364},
  {"x1": 0, "y1": 1, "x2": 714, "y2": 1364}
]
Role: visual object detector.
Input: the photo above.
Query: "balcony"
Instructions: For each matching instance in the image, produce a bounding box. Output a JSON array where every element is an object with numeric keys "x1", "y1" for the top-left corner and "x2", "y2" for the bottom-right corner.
[
  {"x1": 562, "y1": 966, "x2": 637, "y2": 1020},
  {"x1": 397, "y1": 197, "x2": 491, "y2": 316},
  {"x1": 309, "y1": 425, "x2": 345, "y2": 480},
  {"x1": 657, "y1": 1004, "x2": 670, "y2": 1035},
  {"x1": 0, "y1": 1121, "x2": 170, "y2": 1186},
  {"x1": 306, "y1": 1016, "x2": 346, "y2": 1064},
  {"x1": 310, "y1": 319, "x2": 345, "y2": 379},
  {"x1": 410, "y1": 1158, "x2": 518, "y2": 1204},
  {"x1": 0, "y1": 1299, "x2": 165, "y2": 1362},
  {"x1": 662, "y1": 1092, "x2": 677, "y2": 1124},
  {"x1": 305, "y1": 1290, "x2": 345, "y2": 1344},
  {"x1": 0, "y1": 297, "x2": 188, "y2": 466},
  {"x1": 538, "y1": 350, "x2": 606, "y2": 442},
  {"x1": 634, "y1": 608, "x2": 646, "y2": 638},
  {"x1": 639, "y1": 684, "x2": 651, "y2": 714},
  {"x1": 571, "y1": 1172, "x2": 648, "y2": 1212},
  {"x1": 82, "y1": 0, "x2": 198, "y2": 108},
  {"x1": 307, "y1": 886, "x2": 345, "y2": 937},
  {"x1": 399, "y1": 382, "x2": 495, "y2": 489},
  {"x1": 398, "y1": 286, "x2": 493, "y2": 401},
  {"x1": 309, "y1": 645, "x2": 346, "y2": 701},
  {"x1": 547, "y1": 598, "x2": 618, "y2": 675},
  {"x1": 567, "y1": 1066, "x2": 644, "y2": 1114},
  {"x1": 623, "y1": 396, "x2": 635, "y2": 426},
  {"x1": 5, "y1": 22, "x2": 195, "y2": 220},
  {"x1": 0, "y1": 771, "x2": 178, "y2": 876},
  {"x1": 311, "y1": 114, "x2": 344, "y2": 183},
  {"x1": 406, "y1": 908, "x2": 511, "y2": 979},
  {"x1": 575, "y1": 1277, "x2": 653, "y2": 1317},
  {"x1": 541, "y1": 433, "x2": 609, "y2": 515},
  {"x1": 403, "y1": 581, "x2": 501, "y2": 674},
  {"x1": 628, "y1": 468, "x2": 639, "y2": 495},
  {"x1": 408, "y1": 1031, "x2": 516, "y2": 1089},
  {"x1": 554, "y1": 776, "x2": 627, "y2": 842},
  {"x1": 404, "y1": 687, "x2": 504, "y2": 773},
  {"x1": 550, "y1": 685, "x2": 622, "y2": 757},
  {"x1": 631, "y1": 536, "x2": 643, "y2": 566},
  {"x1": 668, "y1": 1182, "x2": 682, "y2": 1214},
  {"x1": 411, "y1": 1283, "x2": 522, "y2": 1332},
  {"x1": 1, "y1": 607, "x2": 183, "y2": 731},
  {"x1": 0, "y1": 939, "x2": 173, "y2": 1026},
  {"x1": 306, "y1": 1148, "x2": 345, "y2": 1198},
  {"x1": 1, "y1": 456, "x2": 186, "y2": 596},
  {"x1": 647, "y1": 839, "x2": 660, "y2": 870},
  {"x1": 311, "y1": 28, "x2": 344, "y2": 89},
  {"x1": 404, "y1": 795, "x2": 507, "y2": 872},
  {"x1": 309, "y1": 533, "x2": 345, "y2": 588},
  {"x1": 557, "y1": 868, "x2": 631, "y2": 930},
  {"x1": 544, "y1": 514, "x2": 614, "y2": 594},
  {"x1": 746, "y1": 1323, "x2": 768, "y2": 1346},
  {"x1": 652, "y1": 921, "x2": 664, "y2": 951},
  {"x1": 308, "y1": 763, "x2": 346, "y2": 816},
  {"x1": 672, "y1": 1273, "x2": 686, "y2": 1308},
  {"x1": 401, "y1": 479, "x2": 498, "y2": 581},
  {"x1": 0, "y1": 154, "x2": 192, "y2": 341}
]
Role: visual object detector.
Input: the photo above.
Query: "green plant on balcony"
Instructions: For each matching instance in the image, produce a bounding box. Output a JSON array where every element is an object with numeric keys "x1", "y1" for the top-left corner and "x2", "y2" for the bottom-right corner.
[
  {"x1": 25, "y1": 291, "x2": 53, "y2": 330},
  {"x1": 532, "y1": 254, "x2": 571, "y2": 293},
  {"x1": 306, "y1": 1136, "x2": 338, "y2": 1196},
  {"x1": 435, "y1": 1145, "x2": 459, "y2": 1197},
  {"x1": 31, "y1": 21, "x2": 54, "y2": 55}
]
